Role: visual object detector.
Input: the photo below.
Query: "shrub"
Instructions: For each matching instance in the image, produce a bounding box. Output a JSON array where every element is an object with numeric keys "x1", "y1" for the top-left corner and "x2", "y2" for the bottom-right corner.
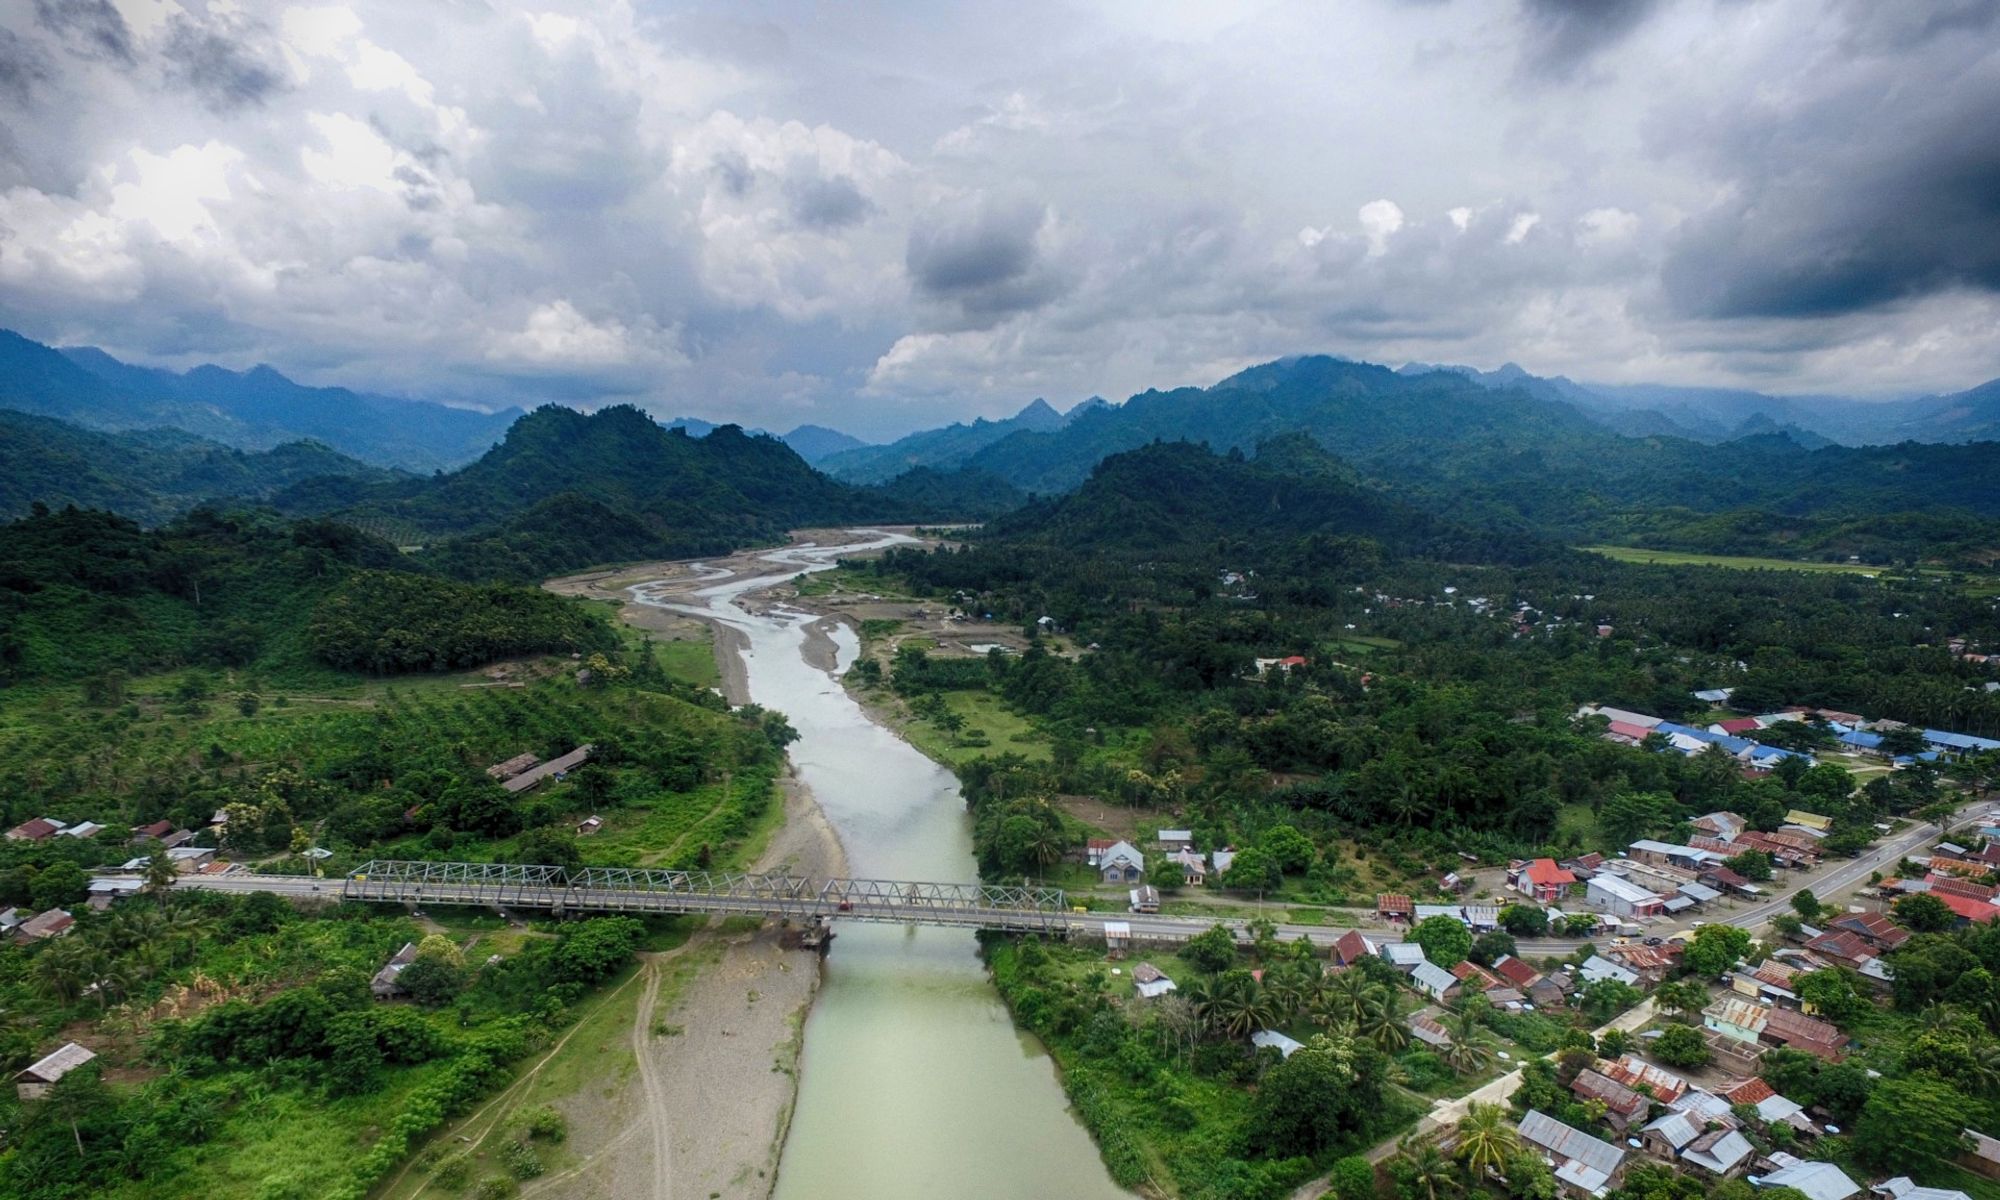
[
  {"x1": 503, "y1": 1140, "x2": 544, "y2": 1180},
  {"x1": 520, "y1": 1105, "x2": 568, "y2": 1143},
  {"x1": 473, "y1": 1177, "x2": 518, "y2": 1200}
]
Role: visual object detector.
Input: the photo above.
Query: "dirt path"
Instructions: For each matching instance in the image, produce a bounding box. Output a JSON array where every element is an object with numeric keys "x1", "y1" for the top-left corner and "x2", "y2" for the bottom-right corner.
[{"x1": 630, "y1": 957, "x2": 675, "y2": 1200}]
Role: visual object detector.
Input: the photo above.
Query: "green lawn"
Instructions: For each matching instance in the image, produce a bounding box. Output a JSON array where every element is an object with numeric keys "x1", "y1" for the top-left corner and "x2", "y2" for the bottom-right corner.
[
  {"x1": 1580, "y1": 545, "x2": 1894, "y2": 574},
  {"x1": 899, "y1": 687, "x2": 1049, "y2": 767}
]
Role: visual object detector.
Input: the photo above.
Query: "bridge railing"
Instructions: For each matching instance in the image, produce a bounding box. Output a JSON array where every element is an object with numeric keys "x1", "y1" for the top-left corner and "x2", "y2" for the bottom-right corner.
[{"x1": 340, "y1": 860, "x2": 1072, "y2": 929}]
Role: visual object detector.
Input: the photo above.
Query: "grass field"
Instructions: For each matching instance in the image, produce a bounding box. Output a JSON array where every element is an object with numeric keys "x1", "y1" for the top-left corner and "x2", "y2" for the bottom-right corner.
[
  {"x1": 1580, "y1": 545, "x2": 1894, "y2": 574},
  {"x1": 899, "y1": 688, "x2": 1050, "y2": 767}
]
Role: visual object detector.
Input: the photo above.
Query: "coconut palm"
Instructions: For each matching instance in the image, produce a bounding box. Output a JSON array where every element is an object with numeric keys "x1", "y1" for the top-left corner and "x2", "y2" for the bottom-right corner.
[
  {"x1": 1263, "y1": 961, "x2": 1317, "y2": 1021},
  {"x1": 1395, "y1": 1133, "x2": 1460, "y2": 1200},
  {"x1": 143, "y1": 850, "x2": 177, "y2": 905},
  {"x1": 1316, "y1": 967, "x2": 1378, "y2": 1025},
  {"x1": 1359, "y1": 987, "x2": 1408, "y2": 1053},
  {"x1": 32, "y1": 939, "x2": 102, "y2": 1007},
  {"x1": 1442, "y1": 1028, "x2": 1492, "y2": 1076},
  {"x1": 1209, "y1": 971, "x2": 1281, "y2": 1040},
  {"x1": 1452, "y1": 1103, "x2": 1520, "y2": 1179}
]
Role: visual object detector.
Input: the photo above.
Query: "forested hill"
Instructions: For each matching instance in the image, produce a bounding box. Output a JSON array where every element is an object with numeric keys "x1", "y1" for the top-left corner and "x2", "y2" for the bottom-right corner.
[
  {"x1": 0, "y1": 410, "x2": 395, "y2": 525},
  {"x1": 279, "y1": 404, "x2": 1020, "y2": 581},
  {"x1": 868, "y1": 355, "x2": 2000, "y2": 566},
  {"x1": 819, "y1": 395, "x2": 1071, "y2": 483}
]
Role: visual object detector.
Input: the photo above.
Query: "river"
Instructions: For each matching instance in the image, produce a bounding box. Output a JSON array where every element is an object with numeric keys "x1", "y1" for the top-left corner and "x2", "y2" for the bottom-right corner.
[{"x1": 635, "y1": 533, "x2": 1129, "y2": 1200}]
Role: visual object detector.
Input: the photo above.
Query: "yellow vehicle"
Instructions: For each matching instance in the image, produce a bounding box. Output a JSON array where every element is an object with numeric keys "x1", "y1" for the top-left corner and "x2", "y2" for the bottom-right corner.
[{"x1": 1072, "y1": 905, "x2": 1089, "y2": 914}]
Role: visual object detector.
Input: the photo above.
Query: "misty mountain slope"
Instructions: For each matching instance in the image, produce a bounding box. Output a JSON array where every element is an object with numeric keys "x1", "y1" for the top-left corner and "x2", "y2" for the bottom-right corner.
[
  {"x1": 0, "y1": 409, "x2": 392, "y2": 524},
  {"x1": 781, "y1": 423, "x2": 871, "y2": 463},
  {"x1": 820, "y1": 397, "x2": 1069, "y2": 483},
  {"x1": 0, "y1": 328, "x2": 520, "y2": 470}
]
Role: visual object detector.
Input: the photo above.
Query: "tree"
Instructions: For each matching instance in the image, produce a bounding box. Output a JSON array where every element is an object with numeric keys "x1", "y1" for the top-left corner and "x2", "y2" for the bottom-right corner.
[
  {"x1": 1681, "y1": 924, "x2": 1752, "y2": 976},
  {"x1": 1651, "y1": 1023, "x2": 1711, "y2": 1068},
  {"x1": 1599, "y1": 790, "x2": 1670, "y2": 846},
  {"x1": 1260, "y1": 824, "x2": 1317, "y2": 874},
  {"x1": 1502, "y1": 1153, "x2": 1556, "y2": 1200},
  {"x1": 1895, "y1": 892, "x2": 1955, "y2": 933},
  {"x1": 1182, "y1": 924, "x2": 1238, "y2": 974},
  {"x1": 1453, "y1": 1103, "x2": 1520, "y2": 1179},
  {"x1": 1469, "y1": 931, "x2": 1517, "y2": 967},
  {"x1": 1580, "y1": 978, "x2": 1642, "y2": 1021},
  {"x1": 1146, "y1": 855, "x2": 1185, "y2": 892},
  {"x1": 550, "y1": 917, "x2": 644, "y2": 985},
  {"x1": 1791, "y1": 890, "x2": 1822, "y2": 922},
  {"x1": 1391, "y1": 1134, "x2": 1459, "y2": 1200},
  {"x1": 1248, "y1": 1032, "x2": 1379, "y2": 1157},
  {"x1": 1412, "y1": 916, "x2": 1473, "y2": 968},
  {"x1": 30, "y1": 861, "x2": 88, "y2": 910},
  {"x1": 1207, "y1": 969, "x2": 1279, "y2": 1040},
  {"x1": 1499, "y1": 905, "x2": 1548, "y2": 938},
  {"x1": 1796, "y1": 969, "x2": 1865, "y2": 1025},
  {"x1": 143, "y1": 850, "x2": 177, "y2": 905},
  {"x1": 1327, "y1": 1156, "x2": 1376, "y2": 1200},
  {"x1": 1222, "y1": 845, "x2": 1283, "y2": 893},
  {"x1": 1654, "y1": 979, "x2": 1709, "y2": 1022},
  {"x1": 1724, "y1": 850, "x2": 1773, "y2": 882},
  {"x1": 516, "y1": 826, "x2": 583, "y2": 873},
  {"x1": 1850, "y1": 1076, "x2": 1977, "y2": 1174}
]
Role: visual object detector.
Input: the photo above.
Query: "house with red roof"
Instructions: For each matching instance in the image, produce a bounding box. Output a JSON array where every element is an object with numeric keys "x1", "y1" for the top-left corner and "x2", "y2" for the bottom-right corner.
[
  {"x1": 1710, "y1": 718, "x2": 1761, "y2": 736},
  {"x1": 1802, "y1": 930, "x2": 1876, "y2": 971},
  {"x1": 1828, "y1": 911, "x2": 1910, "y2": 951},
  {"x1": 1330, "y1": 929, "x2": 1375, "y2": 968},
  {"x1": 4, "y1": 818, "x2": 63, "y2": 843},
  {"x1": 1936, "y1": 892, "x2": 2000, "y2": 926},
  {"x1": 1515, "y1": 858, "x2": 1577, "y2": 903},
  {"x1": 1491, "y1": 954, "x2": 1542, "y2": 988}
]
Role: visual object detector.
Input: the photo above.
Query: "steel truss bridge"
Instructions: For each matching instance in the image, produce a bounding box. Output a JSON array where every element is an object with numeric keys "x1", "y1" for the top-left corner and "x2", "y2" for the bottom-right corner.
[{"x1": 329, "y1": 859, "x2": 1077, "y2": 933}]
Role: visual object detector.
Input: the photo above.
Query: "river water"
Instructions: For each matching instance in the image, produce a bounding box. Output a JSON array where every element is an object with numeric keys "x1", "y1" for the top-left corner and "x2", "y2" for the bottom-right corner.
[{"x1": 635, "y1": 533, "x2": 1128, "y2": 1200}]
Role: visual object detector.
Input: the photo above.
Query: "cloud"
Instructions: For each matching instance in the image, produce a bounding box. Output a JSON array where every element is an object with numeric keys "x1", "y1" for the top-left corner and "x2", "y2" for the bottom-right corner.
[
  {"x1": 785, "y1": 172, "x2": 874, "y2": 230},
  {"x1": 905, "y1": 195, "x2": 1068, "y2": 325},
  {"x1": 32, "y1": 0, "x2": 133, "y2": 64},
  {"x1": 160, "y1": 16, "x2": 286, "y2": 111},
  {"x1": 487, "y1": 299, "x2": 684, "y2": 369},
  {"x1": 1515, "y1": 0, "x2": 1661, "y2": 79}
]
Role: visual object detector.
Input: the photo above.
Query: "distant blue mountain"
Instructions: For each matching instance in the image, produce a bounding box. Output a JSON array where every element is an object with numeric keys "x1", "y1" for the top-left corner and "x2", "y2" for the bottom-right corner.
[{"x1": 0, "y1": 328, "x2": 521, "y2": 470}]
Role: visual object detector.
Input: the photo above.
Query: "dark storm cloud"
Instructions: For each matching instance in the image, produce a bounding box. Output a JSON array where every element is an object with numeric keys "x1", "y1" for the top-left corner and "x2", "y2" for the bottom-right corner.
[
  {"x1": 1662, "y1": 52, "x2": 2000, "y2": 319},
  {"x1": 33, "y1": 0, "x2": 133, "y2": 64},
  {"x1": 0, "y1": 30, "x2": 52, "y2": 103},
  {"x1": 160, "y1": 17, "x2": 286, "y2": 112},
  {"x1": 784, "y1": 173, "x2": 874, "y2": 229},
  {"x1": 908, "y1": 202, "x2": 1039, "y2": 293},
  {"x1": 1516, "y1": 0, "x2": 1660, "y2": 78}
]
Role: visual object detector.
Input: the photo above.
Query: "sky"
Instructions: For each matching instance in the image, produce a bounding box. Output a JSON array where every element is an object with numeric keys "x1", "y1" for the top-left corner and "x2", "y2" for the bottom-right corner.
[{"x1": 0, "y1": 0, "x2": 1995, "y2": 440}]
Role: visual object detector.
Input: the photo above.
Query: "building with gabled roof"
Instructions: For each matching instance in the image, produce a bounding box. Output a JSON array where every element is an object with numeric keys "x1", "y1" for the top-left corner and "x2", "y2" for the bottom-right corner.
[
  {"x1": 1491, "y1": 954, "x2": 1541, "y2": 988},
  {"x1": 1758, "y1": 1160, "x2": 1860, "y2": 1200},
  {"x1": 1376, "y1": 893, "x2": 1413, "y2": 921},
  {"x1": 1518, "y1": 858, "x2": 1577, "y2": 903},
  {"x1": 1410, "y1": 1012, "x2": 1453, "y2": 1048},
  {"x1": 1411, "y1": 959, "x2": 1460, "y2": 1001},
  {"x1": 1518, "y1": 1110, "x2": 1627, "y2": 1197},
  {"x1": 1330, "y1": 929, "x2": 1374, "y2": 968},
  {"x1": 16, "y1": 1042, "x2": 95, "y2": 1099},
  {"x1": 11, "y1": 909, "x2": 74, "y2": 942},
  {"x1": 1570, "y1": 1068, "x2": 1649, "y2": 1131},
  {"x1": 6, "y1": 817, "x2": 65, "y2": 842},
  {"x1": 1802, "y1": 930, "x2": 1875, "y2": 970},
  {"x1": 1600, "y1": 1055, "x2": 1687, "y2": 1104}
]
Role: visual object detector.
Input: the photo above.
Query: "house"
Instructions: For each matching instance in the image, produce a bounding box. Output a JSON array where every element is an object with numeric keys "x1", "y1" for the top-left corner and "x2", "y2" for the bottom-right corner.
[
  {"x1": 485, "y1": 752, "x2": 541, "y2": 781},
  {"x1": 1529, "y1": 972, "x2": 1575, "y2": 1009},
  {"x1": 1563, "y1": 853, "x2": 1608, "y2": 879},
  {"x1": 194, "y1": 860, "x2": 240, "y2": 877},
  {"x1": 1330, "y1": 929, "x2": 1374, "y2": 968},
  {"x1": 1127, "y1": 885, "x2": 1160, "y2": 914},
  {"x1": 15, "y1": 1042, "x2": 96, "y2": 1100},
  {"x1": 1380, "y1": 942, "x2": 1428, "y2": 971},
  {"x1": 1210, "y1": 849, "x2": 1237, "y2": 876},
  {"x1": 1693, "y1": 688, "x2": 1735, "y2": 704},
  {"x1": 1083, "y1": 838, "x2": 1117, "y2": 866},
  {"x1": 1703, "y1": 865, "x2": 1758, "y2": 895},
  {"x1": 501, "y1": 744, "x2": 594, "y2": 794},
  {"x1": 1605, "y1": 944, "x2": 1679, "y2": 985},
  {"x1": 1600, "y1": 1055, "x2": 1688, "y2": 1105},
  {"x1": 167, "y1": 846, "x2": 216, "y2": 872},
  {"x1": 0, "y1": 908, "x2": 20, "y2": 933},
  {"x1": 158, "y1": 828, "x2": 197, "y2": 850},
  {"x1": 1762, "y1": 1006, "x2": 1849, "y2": 1060},
  {"x1": 1961, "y1": 1129, "x2": 2000, "y2": 1179},
  {"x1": 58, "y1": 821, "x2": 105, "y2": 839},
  {"x1": 1376, "y1": 893, "x2": 1414, "y2": 923},
  {"x1": 1251, "y1": 1030, "x2": 1304, "y2": 1058},
  {"x1": 1587, "y1": 874, "x2": 1665, "y2": 918},
  {"x1": 11, "y1": 909, "x2": 74, "y2": 942},
  {"x1": 1579, "y1": 705, "x2": 1663, "y2": 730},
  {"x1": 1454, "y1": 959, "x2": 1504, "y2": 991},
  {"x1": 1491, "y1": 954, "x2": 1541, "y2": 989},
  {"x1": 1170, "y1": 848, "x2": 1207, "y2": 885},
  {"x1": 1104, "y1": 921, "x2": 1131, "y2": 955},
  {"x1": 1518, "y1": 858, "x2": 1578, "y2": 903},
  {"x1": 1756, "y1": 1160, "x2": 1860, "y2": 1200},
  {"x1": 576, "y1": 815, "x2": 604, "y2": 836},
  {"x1": 85, "y1": 877, "x2": 143, "y2": 911},
  {"x1": 1579, "y1": 955, "x2": 1640, "y2": 987},
  {"x1": 1571, "y1": 1069, "x2": 1650, "y2": 1132},
  {"x1": 1488, "y1": 987, "x2": 1528, "y2": 1010},
  {"x1": 1872, "y1": 1178, "x2": 1971, "y2": 1200},
  {"x1": 1784, "y1": 810, "x2": 1833, "y2": 834},
  {"x1": 1132, "y1": 962, "x2": 1176, "y2": 999},
  {"x1": 1642, "y1": 1111, "x2": 1753, "y2": 1176},
  {"x1": 1802, "y1": 930, "x2": 1875, "y2": 971},
  {"x1": 1518, "y1": 1110, "x2": 1627, "y2": 1198},
  {"x1": 7, "y1": 817, "x2": 65, "y2": 842},
  {"x1": 1630, "y1": 840, "x2": 1727, "y2": 871},
  {"x1": 1934, "y1": 892, "x2": 2000, "y2": 925},
  {"x1": 130, "y1": 819, "x2": 173, "y2": 844},
  {"x1": 1736, "y1": 960, "x2": 1803, "y2": 1007},
  {"x1": 1693, "y1": 812, "x2": 1750, "y2": 840},
  {"x1": 1723, "y1": 1078, "x2": 1815, "y2": 1135},
  {"x1": 1098, "y1": 841, "x2": 1145, "y2": 884},
  {"x1": 1155, "y1": 829, "x2": 1194, "y2": 851},
  {"x1": 1705, "y1": 998, "x2": 1769, "y2": 1044},
  {"x1": 1411, "y1": 960, "x2": 1460, "y2": 1001},
  {"x1": 372, "y1": 942, "x2": 420, "y2": 999},
  {"x1": 1410, "y1": 1012, "x2": 1453, "y2": 1048},
  {"x1": 1711, "y1": 718, "x2": 1762, "y2": 736},
  {"x1": 1464, "y1": 904, "x2": 1500, "y2": 932}
]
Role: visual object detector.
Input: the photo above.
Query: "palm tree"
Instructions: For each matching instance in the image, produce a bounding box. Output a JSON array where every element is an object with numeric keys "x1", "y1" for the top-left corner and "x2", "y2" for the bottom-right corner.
[
  {"x1": 1963, "y1": 1036, "x2": 2000, "y2": 1096},
  {"x1": 1263, "y1": 962, "x2": 1317, "y2": 1021},
  {"x1": 1396, "y1": 1133, "x2": 1460, "y2": 1200},
  {"x1": 1209, "y1": 972, "x2": 1281, "y2": 1040},
  {"x1": 143, "y1": 849, "x2": 177, "y2": 906},
  {"x1": 32, "y1": 940, "x2": 100, "y2": 1007},
  {"x1": 1452, "y1": 1103, "x2": 1520, "y2": 1180},
  {"x1": 1317, "y1": 968, "x2": 1377, "y2": 1026},
  {"x1": 1359, "y1": 987, "x2": 1408, "y2": 1053},
  {"x1": 1442, "y1": 1028, "x2": 1492, "y2": 1076}
]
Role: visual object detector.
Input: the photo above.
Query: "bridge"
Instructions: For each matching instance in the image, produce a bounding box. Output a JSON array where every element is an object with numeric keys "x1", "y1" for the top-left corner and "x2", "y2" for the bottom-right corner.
[{"x1": 180, "y1": 860, "x2": 1083, "y2": 935}]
